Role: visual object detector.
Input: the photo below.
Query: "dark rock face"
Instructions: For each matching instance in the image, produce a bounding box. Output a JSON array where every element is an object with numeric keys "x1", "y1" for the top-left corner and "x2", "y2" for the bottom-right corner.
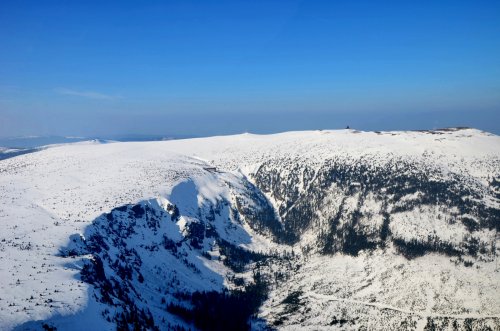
[
  {"x1": 58, "y1": 177, "x2": 281, "y2": 330},
  {"x1": 232, "y1": 176, "x2": 289, "y2": 243},
  {"x1": 65, "y1": 202, "x2": 171, "y2": 330}
]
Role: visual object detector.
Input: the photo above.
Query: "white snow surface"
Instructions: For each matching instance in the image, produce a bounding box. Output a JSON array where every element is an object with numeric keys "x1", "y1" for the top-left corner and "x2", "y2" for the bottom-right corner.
[{"x1": 0, "y1": 128, "x2": 499, "y2": 330}]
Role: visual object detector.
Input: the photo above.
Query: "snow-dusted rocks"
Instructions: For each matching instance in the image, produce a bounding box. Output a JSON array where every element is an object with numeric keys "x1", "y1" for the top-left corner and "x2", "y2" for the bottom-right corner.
[{"x1": 0, "y1": 128, "x2": 498, "y2": 330}]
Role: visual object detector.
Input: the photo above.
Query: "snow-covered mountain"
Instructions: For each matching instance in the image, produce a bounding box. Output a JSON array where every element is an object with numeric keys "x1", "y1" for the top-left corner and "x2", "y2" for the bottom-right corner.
[{"x1": 0, "y1": 128, "x2": 498, "y2": 330}]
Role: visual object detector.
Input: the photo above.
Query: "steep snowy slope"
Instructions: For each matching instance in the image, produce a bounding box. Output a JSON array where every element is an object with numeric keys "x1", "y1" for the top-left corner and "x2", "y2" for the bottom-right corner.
[
  {"x1": 0, "y1": 128, "x2": 498, "y2": 330},
  {"x1": 166, "y1": 128, "x2": 500, "y2": 330}
]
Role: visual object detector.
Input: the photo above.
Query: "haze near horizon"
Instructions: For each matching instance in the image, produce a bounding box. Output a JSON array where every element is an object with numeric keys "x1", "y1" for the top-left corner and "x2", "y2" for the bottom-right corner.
[{"x1": 1, "y1": 0, "x2": 499, "y2": 137}]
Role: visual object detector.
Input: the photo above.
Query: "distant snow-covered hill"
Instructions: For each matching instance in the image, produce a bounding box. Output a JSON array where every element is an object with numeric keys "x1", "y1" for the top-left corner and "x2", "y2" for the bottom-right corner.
[{"x1": 0, "y1": 128, "x2": 498, "y2": 330}]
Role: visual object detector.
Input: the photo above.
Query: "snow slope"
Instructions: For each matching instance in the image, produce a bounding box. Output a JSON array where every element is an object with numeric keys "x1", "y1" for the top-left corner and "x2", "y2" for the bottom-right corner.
[{"x1": 0, "y1": 128, "x2": 498, "y2": 330}]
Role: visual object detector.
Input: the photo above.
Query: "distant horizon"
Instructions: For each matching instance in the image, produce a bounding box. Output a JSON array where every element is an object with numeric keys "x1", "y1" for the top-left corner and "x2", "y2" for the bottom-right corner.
[
  {"x1": 0, "y1": 124, "x2": 498, "y2": 150},
  {"x1": 1, "y1": 124, "x2": 499, "y2": 139},
  {"x1": 1, "y1": 1, "x2": 499, "y2": 138},
  {"x1": 1, "y1": 107, "x2": 499, "y2": 140}
]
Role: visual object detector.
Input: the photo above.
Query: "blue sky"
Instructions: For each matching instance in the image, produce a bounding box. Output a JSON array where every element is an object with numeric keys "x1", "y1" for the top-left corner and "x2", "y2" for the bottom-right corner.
[{"x1": 1, "y1": 0, "x2": 499, "y2": 137}]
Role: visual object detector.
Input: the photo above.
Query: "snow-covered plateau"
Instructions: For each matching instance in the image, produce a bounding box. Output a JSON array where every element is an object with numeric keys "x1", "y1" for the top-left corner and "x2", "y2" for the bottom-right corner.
[{"x1": 0, "y1": 128, "x2": 498, "y2": 330}]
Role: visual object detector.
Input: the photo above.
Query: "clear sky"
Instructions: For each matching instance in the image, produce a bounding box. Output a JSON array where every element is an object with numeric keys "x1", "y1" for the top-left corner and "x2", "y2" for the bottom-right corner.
[{"x1": 1, "y1": 0, "x2": 499, "y2": 137}]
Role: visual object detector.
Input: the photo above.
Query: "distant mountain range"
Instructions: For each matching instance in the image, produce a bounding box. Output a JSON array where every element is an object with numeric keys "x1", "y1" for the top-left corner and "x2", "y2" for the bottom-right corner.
[
  {"x1": 0, "y1": 134, "x2": 198, "y2": 149},
  {"x1": 0, "y1": 135, "x2": 198, "y2": 161}
]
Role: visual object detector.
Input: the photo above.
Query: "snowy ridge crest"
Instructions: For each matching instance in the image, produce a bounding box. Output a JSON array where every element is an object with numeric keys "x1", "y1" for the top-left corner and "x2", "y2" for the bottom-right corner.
[{"x1": 0, "y1": 128, "x2": 498, "y2": 330}]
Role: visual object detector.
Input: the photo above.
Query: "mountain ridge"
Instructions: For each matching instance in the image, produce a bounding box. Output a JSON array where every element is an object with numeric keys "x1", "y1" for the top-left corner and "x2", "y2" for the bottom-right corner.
[{"x1": 0, "y1": 128, "x2": 498, "y2": 330}]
